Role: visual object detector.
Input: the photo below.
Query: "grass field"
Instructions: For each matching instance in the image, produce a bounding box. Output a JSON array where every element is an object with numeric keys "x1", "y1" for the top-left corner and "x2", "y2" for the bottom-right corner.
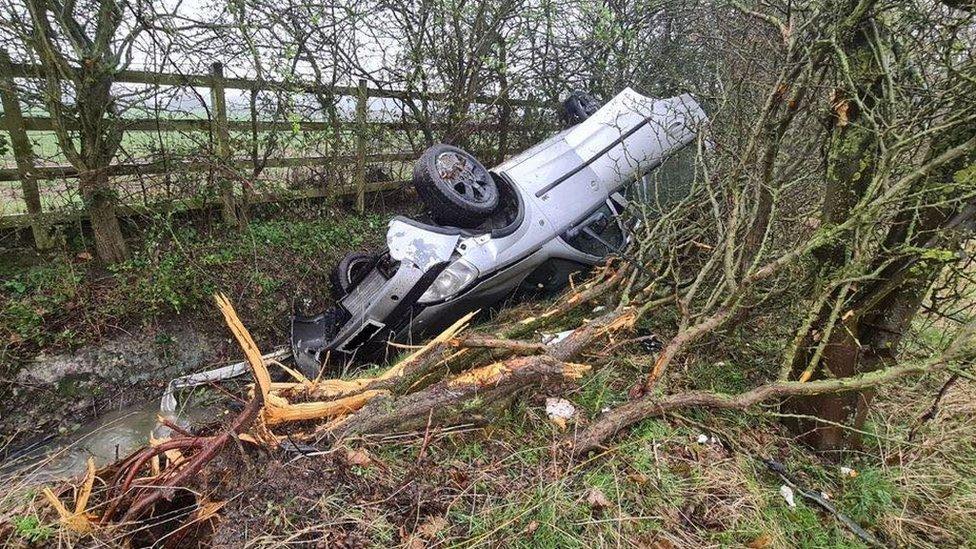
[{"x1": 0, "y1": 123, "x2": 520, "y2": 217}]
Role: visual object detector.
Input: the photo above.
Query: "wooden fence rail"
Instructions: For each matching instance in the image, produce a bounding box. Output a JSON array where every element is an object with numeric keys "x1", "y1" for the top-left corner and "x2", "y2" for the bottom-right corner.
[{"x1": 0, "y1": 60, "x2": 548, "y2": 247}]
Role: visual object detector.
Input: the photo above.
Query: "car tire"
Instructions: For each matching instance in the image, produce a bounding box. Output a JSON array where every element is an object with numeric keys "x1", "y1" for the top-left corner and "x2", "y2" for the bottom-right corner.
[
  {"x1": 560, "y1": 90, "x2": 601, "y2": 127},
  {"x1": 330, "y1": 251, "x2": 375, "y2": 299},
  {"x1": 412, "y1": 144, "x2": 498, "y2": 228}
]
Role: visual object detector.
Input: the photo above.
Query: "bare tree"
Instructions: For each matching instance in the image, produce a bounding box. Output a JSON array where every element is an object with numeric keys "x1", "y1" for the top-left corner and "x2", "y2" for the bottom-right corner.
[{"x1": 1, "y1": 0, "x2": 174, "y2": 263}]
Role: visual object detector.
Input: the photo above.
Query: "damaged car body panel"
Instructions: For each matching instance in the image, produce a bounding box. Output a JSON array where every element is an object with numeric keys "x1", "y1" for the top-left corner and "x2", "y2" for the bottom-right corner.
[
  {"x1": 387, "y1": 219, "x2": 460, "y2": 270},
  {"x1": 291, "y1": 87, "x2": 708, "y2": 376}
]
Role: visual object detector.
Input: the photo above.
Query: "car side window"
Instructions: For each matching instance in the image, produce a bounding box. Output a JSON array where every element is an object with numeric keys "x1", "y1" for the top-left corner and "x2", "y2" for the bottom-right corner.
[{"x1": 562, "y1": 203, "x2": 625, "y2": 257}]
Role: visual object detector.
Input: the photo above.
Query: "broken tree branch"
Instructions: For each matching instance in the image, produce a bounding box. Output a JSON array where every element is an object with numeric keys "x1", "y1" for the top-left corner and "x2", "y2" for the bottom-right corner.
[
  {"x1": 572, "y1": 340, "x2": 974, "y2": 455},
  {"x1": 454, "y1": 335, "x2": 547, "y2": 355},
  {"x1": 101, "y1": 293, "x2": 270, "y2": 524},
  {"x1": 332, "y1": 355, "x2": 590, "y2": 438}
]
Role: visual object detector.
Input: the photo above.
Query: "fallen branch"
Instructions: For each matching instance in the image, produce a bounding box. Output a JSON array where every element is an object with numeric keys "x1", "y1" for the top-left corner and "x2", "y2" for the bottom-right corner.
[
  {"x1": 454, "y1": 335, "x2": 547, "y2": 355},
  {"x1": 100, "y1": 293, "x2": 270, "y2": 524},
  {"x1": 641, "y1": 306, "x2": 732, "y2": 391},
  {"x1": 549, "y1": 308, "x2": 637, "y2": 361},
  {"x1": 333, "y1": 355, "x2": 590, "y2": 438},
  {"x1": 572, "y1": 349, "x2": 972, "y2": 455},
  {"x1": 274, "y1": 311, "x2": 477, "y2": 403},
  {"x1": 504, "y1": 266, "x2": 625, "y2": 339}
]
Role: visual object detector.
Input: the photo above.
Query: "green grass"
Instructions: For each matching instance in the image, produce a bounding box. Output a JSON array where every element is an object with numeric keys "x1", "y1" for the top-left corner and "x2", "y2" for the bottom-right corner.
[
  {"x1": 839, "y1": 467, "x2": 898, "y2": 526},
  {"x1": 0, "y1": 209, "x2": 387, "y2": 368},
  {"x1": 12, "y1": 515, "x2": 54, "y2": 544}
]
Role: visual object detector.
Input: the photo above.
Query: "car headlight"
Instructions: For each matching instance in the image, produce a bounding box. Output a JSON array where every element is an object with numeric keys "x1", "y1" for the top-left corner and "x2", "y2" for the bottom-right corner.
[{"x1": 418, "y1": 259, "x2": 479, "y2": 304}]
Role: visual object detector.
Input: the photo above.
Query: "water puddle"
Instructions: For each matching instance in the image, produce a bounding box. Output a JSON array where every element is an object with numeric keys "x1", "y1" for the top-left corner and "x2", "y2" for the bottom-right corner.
[
  {"x1": 2, "y1": 399, "x2": 215, "y2": 486},
  {"x1": 3, "y1": 348, "x2": 288, "y2": 486}
]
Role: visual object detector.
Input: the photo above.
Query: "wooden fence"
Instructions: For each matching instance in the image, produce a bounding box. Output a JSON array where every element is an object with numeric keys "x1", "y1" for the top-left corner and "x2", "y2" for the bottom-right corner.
[{"x1": 0, "y1": 59, "x2": 547, "y2": 247}]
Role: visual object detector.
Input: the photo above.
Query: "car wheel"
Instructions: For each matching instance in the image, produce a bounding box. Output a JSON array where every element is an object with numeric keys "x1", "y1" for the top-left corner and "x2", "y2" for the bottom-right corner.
[
  {"x1": 330, "y1": 251, "x2": 375, "y2": 299},
  {"x1": 412, "y1": 144, "x2": 499, "y2": 228},
  {"x1": 560, "y1": 90, "x2": 601, "y2": 127}
]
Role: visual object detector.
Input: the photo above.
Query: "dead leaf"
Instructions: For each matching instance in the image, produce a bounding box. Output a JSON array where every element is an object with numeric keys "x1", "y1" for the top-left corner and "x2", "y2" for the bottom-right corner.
[
  {"x1": 76, "y1": 251, "x2": 93, "y2": 261},
  {"x1": 627, "y1": 472, "x2": 649, "y2": 485},
  {"x1": 586, "y1": 487, "x2": 612, "y2": 510},
  {"x1": 524, "y1": 520, "x2": 539, "y2": 534},
  {"x1": 747, "y1": 534, "x2": 774, "y2": 548},
  {"x1": 832, "y1": 90, "x2": 850, "y2": 127},
  {"x1": 417, "y1": 515, "x2": 448, "y2": 539},
  {"x1": 345, "y1": 447, "x2": 372, "y2": 467},
  {"x1": 194, "y1": 499, "x2": 227, "y2": 523}
]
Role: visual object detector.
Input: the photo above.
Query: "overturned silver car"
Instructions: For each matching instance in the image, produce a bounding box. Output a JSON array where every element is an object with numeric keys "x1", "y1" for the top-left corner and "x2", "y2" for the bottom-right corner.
[{"x1": 292, "y1": 87, "x2": 707, "y2": 376}]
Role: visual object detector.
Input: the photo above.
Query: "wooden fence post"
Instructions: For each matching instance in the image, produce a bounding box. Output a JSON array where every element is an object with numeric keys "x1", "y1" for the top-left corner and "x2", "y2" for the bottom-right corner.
[
  {"x1": 355, "y1": 78, "x2": 367, "y2": 214},
  {"x1": 0, "y1": 50, "x2": 53, "y2": 250},
  {"x1": 496, "y1": 86, "x2": 512, "y2": 165},
  {"x1": 210, "y1": 62, "x2": 240, "y2": 227}
]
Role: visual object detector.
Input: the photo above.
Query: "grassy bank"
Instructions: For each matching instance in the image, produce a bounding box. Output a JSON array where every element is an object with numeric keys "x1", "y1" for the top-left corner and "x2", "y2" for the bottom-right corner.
[
  {"x1": 204, "y1": 330, "x2": 976, "y2": 548},
  {"x1": 0, "y1": 202, "x2": 400, "y2": 374},
  {"x1": 8, "y1": 300, "x2": 970, "y2": 548}
]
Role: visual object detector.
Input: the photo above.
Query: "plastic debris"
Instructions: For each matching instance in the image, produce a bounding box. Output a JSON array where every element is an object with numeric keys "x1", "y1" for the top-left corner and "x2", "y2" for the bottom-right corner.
[
  {"x1": 546, "y1": 398, "x2": 576, "y2": 419},
  {"x1": 779, "y1": 485, "x2": 796, "y2": 508},
  {"x1": 156, "y1": 347, "x2": 291, "y2": 437},
  {"x1": 840, "y1": 466, "x2": 858, "y2": 478},
  {"x1": 545, "y1": 397, "x2": 576, "y2": 430},
  {"x1": 696, "y1": 434, "x2": 709, "y2": 444},
  {"x1": 541, "y1": 330, "x2": 575, "y2": 346}
]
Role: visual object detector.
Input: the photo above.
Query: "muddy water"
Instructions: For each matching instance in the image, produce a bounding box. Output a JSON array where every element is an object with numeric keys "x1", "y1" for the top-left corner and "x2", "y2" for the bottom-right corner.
[
  {"x1": 2, "y1": 324, "x2": 225, "y2": 485},
  {"x1": 3, "y1": 399, "x2": 214, "y2": 485}
]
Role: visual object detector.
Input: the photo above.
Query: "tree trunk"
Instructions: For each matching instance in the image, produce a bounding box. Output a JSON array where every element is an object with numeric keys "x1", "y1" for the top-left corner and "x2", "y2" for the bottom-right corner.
[
  {"x1": 784, "y1": 123, "x2": 975, "y2": 451},
  {"x1": 80, "y1": 171, "x2": 128, "y2": 264},
  {"x1": 781, "y1": 13, "x2": 884, "y2": 451},
  {"x1": 782, "y1": 253, "x2": 944, "y2": 450}
]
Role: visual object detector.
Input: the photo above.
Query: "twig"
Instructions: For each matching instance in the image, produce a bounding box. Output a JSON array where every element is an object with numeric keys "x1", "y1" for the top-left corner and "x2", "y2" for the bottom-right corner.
[
  {"x1": 908, "y1": 373, "x2": 960, "y2": 441},
  {"x1": 763, "y1": 459, "x2": 885, "y2": 548},
  {"x1": 416, "y1": 409, "x2": 434, "y2": 463}
]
